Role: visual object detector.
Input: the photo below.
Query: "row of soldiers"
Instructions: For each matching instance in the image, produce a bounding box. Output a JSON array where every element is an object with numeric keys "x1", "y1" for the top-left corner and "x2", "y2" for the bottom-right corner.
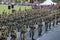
[{"x1": 0, "y1": 6, "x2": 60, "y2": 40}]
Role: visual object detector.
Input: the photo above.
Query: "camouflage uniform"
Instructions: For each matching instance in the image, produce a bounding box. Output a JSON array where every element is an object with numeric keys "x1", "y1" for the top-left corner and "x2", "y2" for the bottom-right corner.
[
  {"x1": 38, "y1": 19, "x2": 42, "y2": 36},
  {"x1": 30, "y1": 23, "x2": 35, "y2": 40},
  {"x1": 21, "y1": 25, "x2": 27, "y2": 40},
  {"x1": 53, "y1": 20, "x2": 55, "y2": 27},
  {"x1": 45, "y1": 21, "x2": 48, "y2": 32},
  {"x1": 11, "y1": 30, "x2": 16, "y2": 40},
  {"x1": 49, "y1": 22, "x2": 51, "y2": 29}
]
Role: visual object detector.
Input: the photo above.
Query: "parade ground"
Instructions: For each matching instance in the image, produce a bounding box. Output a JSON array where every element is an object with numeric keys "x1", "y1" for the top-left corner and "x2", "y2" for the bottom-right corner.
[
  {"x1": 7, "y1": 23, "x2": 60, "y2": 40},
  {"x1": 0, "y1": 4, "x2": 32, "y2": 14},
  {"x1": 37, "y1": 23, "x2": 60, "y2": 40},
  {"x1": 0, "y1": 0, "x2": 60, "y2": 40}
]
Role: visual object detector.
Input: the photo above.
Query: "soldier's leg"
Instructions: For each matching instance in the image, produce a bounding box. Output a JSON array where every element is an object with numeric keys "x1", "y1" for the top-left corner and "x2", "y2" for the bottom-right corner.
[
  {"x1": 30, "y1": 31, "x2": 31, "y2": 37},
  {"x1": 49, "y1": 23, "x2": 51, "y2": 29},
  {"x1": 38, "y1": 25, "x2": 40, "y2": 36},
  {"x1": 23, "y1": 34, "x2": 25, "y2": 40},
  {"x1": 32, "y1": 31, "x2": 34, "y2": 40},
  {"x1": 56, "y1": 20, "x2": 58, "y2": 25},
  {"x1": 53, "y1": 21, "x2": 55, "y2": 27},
  {"x1": 7, "y1": 29, "x2": 9, "y2": 37},
  {"x1": 11, "y1": 38, "x2": 16, "y2": 40},
  {"x1": 38, "y1": 30, "x2": 41, "y2": 36},
  {"x1": 21, "y1": 33, "x2": 25, "y2": 40},
  {"x1": 45, "y1": 24, "x2": 48, "y2": 32},
  {"x1": 17, "y1": 27, "x2": 20, "y2": 32},
  {"x1": 38, "y1": 28, "x2": 41, "y2": 36}
]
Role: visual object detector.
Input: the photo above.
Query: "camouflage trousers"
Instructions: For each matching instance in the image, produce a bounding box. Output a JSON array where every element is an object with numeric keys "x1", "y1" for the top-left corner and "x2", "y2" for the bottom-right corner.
[
  {"x1": 11, "y1": 38, "x2": 16, "y2": 40},
  {"x1": 21, "y1": 33, "x2": 25, "y2": 40}
]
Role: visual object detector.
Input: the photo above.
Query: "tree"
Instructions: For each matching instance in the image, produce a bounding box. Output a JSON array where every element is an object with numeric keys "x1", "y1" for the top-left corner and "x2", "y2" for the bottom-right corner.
[
  {"x1": 39, "y1": 0, "x2": 45, "y2": 3},
  {"x1": 15, "y1": 0, "x2": 21, "y2": 3},
  {"x1": 52, "y1": 0, "x2": 60, "y2": 2}
]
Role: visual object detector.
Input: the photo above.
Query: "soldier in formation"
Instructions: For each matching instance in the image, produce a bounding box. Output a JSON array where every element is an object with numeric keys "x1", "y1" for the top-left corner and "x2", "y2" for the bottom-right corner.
[
  {"x1": 48, "y1": 18, "x2": 52, "y2": 29},
  {"x1": 0, "y1": 32, "x2": 7, "y2": 40},
  {"x1": 38, "y1": 19, "x2": 42, "y2": 36},
  {"x1": 21, "y1": 25, "x2": 27, "y2": 40},
  {"x1": 11, "y1": 30, "x2": 16, "y2": 40},
  {"x1": 53, "y1": 20, "x2": 55, "y2": 27},
  {"x1": 30, "y1": 23, "x2": 35, "y2": 40},
  {"x1": 45, "y1": 19, "x2": 49, "y2": 32},
  {"x1": 49, "y1": 22, "x2": 51, "y2": 29},
  {"x1": 0, "y1": 26, "x2": 7, "y2": 40}
]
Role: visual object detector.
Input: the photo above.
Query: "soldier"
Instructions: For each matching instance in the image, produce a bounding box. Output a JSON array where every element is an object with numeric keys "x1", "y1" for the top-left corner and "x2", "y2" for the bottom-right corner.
[
  {"x1": 17, "y1": 23, "x2": 20, "y2": 32},
  {"x1": 0, "y1": 32, "x2": 7, "y2": 40},
  {"x1": 56, "y1": 20, "x2": 58, "y2": 25},
  {"x1": 49, "y1": 19, "x2": 51, "y2": 29},
  {"x1": 52, "y1": 15, "x2": 55, "y2": 27},
  {"x1": 38, "y1": 19, "x2": 42, "y2": 36},
  {"x1": 53, "y1": 20, "x2": 55, "y2": 27},
  {"x1": 0, "y1": 27, "x2": 7, "y2": 40},
  {"x1": 49, "y1": 22, "x2": 51, "y2": 29},
  {"x1": 56, "y1": 14, "x2": 58, "y2": 25},
  {"x1": 45, "y1": 19, "x2": 49, "y2": 32},
  {"x1": 30, "y1": 23, "x2": 35, "y2": 40},
  {"x1": 11, "y1": 30, "x2": 16, "y2": 40},
  {"x1": 5, "y1": 26, "x2": 9, "y2": 37},
  {"x1": 21, "y1": 25, "x2": 27, "y2": 40}
]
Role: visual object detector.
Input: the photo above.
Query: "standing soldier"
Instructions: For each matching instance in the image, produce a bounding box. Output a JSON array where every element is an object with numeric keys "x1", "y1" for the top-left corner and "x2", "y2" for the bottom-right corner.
[
  {"x1": 17, "y1": 23, "x2": 20, "y2": 32},
  {"x1": 56, "y1": 13, "x2": 60, "y2": 25},
  {"x1": 0, "y1": 27, "x2": 7, "y2": 40},
  {"x1": 21, "y1": 25, "x2": 27, "y2": 40},
  {"x1": 45, "y1": 19, "x2": 49, "y2": 32},
  {"x1": 38, "y1": 19, "x2": 42, "y2": 36},
  {"x1": 52, "y1": 15, "x2": 55, "y2": 27},
  {"x1": 49, "y1": 18, "x2": 51, "y2": 29},
  {"x1": 30, "y1": 23, "x2": 35, "y2": 40},
  {"x1": 5, "y1": 26, "x2": 9, "y2": 37},
  {"x1": 53, "y1": 20, "x2": 55, "y2": 27},
  {"x1": 0, "y1": 32, "x2": 7, "y2": 40},
  {"x1": 49, "y1": 22, "x2": 51, "y2": 29},
  {"x1": 56, "y1": 20, "x2": 58, "y2": 25},
  {"x1": 55, "y1": 14, "x2": 58, "y2": 25},
  {"x1": 11, "y1": 30, "x2": 16, "y2": 40}
]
